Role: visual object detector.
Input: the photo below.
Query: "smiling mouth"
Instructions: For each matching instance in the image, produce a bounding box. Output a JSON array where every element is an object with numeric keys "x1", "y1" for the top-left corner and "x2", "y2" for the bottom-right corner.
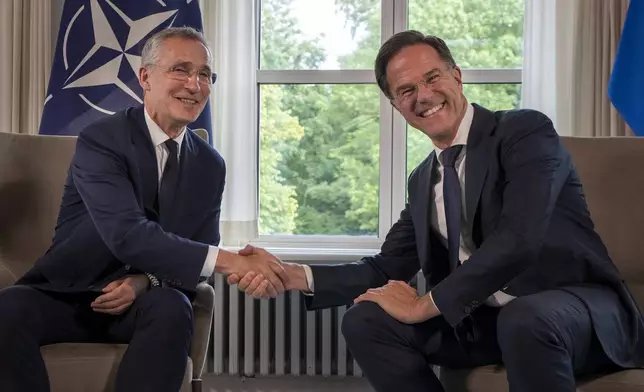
[
  {"x1": 418, "y1": 102, "x2": 445, "y2": 118},
  {"x1": 176, "y1": 97, "x2": 199, "y2": 105}
]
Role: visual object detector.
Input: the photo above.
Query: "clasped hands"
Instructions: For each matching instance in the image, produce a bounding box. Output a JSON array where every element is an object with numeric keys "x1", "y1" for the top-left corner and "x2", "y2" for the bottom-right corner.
[
  {"x1": 90, "y1": 274, "x2": 149, "y2": 315},
  {"x1": 225, "y1": 245, "x2": 304, "y2": 298},
  {"x1": 227, "y1": 245, "x2": 440, "y2": 324}
]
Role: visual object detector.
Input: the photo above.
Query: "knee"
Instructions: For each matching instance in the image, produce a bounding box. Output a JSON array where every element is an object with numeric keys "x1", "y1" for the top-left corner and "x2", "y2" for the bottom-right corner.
[
  {"x1": 138, "y1": 288, "x2": 194, "y2": 332},
  {"x1": 341, "y1": 301, "x2": 387, "y2": 345},
  {"x1": 497, "y1": 297, "x2": 561, "y2": 351},
  {"x1": 0, "y1": 286, "x2": 37, "y2": 339}
]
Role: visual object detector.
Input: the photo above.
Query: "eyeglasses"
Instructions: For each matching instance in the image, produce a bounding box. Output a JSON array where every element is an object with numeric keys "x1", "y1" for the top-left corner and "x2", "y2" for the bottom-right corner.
[
  {"x1": 149, "y1": 64, "x2": 217, "y2": 86},
  {"x1": 392, "y1": 67, "x2": 453, "y2": 105}
]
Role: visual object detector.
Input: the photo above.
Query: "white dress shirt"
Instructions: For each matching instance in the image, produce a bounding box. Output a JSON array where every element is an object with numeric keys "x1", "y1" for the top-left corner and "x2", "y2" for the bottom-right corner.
[
  {"x1": 144, "y1": 109, "x2": 218, "y2": 278},
  {"x1": 303, "y1": 103, "x2": 515, "y2": 308}
]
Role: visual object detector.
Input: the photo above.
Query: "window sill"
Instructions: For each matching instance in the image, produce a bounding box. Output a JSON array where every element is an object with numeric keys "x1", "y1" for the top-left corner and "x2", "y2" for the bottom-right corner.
[{"x1": 223, "y1": 245, "x2": 378, "y2": 263}]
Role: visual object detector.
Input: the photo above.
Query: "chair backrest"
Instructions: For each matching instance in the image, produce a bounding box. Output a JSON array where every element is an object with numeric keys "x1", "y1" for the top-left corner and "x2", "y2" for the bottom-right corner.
[
  {"x1": 192, "y1": 128, "x2": 209, "y2": 143},
  {"x1": 0, "y1": 132, "x2": 77, "y2": 289},
  {"x1": 561, "y1": 136, "x2": 644, "y2": 310}
]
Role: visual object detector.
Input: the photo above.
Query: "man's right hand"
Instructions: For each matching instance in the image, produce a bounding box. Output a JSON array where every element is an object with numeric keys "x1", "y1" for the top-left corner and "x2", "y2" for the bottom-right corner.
[
  {"x1": 227, "y1": 245, "x2": 310, "y2": 298},
  {"x1": 216, "y1": 246, "x2": 287, "y2": 298}
]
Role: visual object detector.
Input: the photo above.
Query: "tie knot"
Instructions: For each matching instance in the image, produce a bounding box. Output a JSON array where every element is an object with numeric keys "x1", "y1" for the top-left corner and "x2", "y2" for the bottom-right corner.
[
  {"x1": 164, "y1": 139, "x2": 178, "y2": 156},
  {"x1": 440, "y1": 145, "x2": 463, "y2": 167}
]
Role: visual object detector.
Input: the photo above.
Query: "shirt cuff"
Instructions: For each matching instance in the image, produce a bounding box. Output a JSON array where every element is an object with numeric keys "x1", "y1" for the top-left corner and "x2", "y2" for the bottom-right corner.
[
  {"x1": 201, "y1": 245, "x2": 219, "y2": 277},
  {"x1": 428, "y1": 291, "x2": 440, "y2": 312},
  {"x1": 302, "y1": 264, "x2": 314, "y2": 295}
]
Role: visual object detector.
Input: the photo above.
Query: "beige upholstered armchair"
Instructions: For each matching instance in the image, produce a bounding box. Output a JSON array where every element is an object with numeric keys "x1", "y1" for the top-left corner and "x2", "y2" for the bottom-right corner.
[{"x1": 0, "y1": 132, "x2": 214, "y2": 392}]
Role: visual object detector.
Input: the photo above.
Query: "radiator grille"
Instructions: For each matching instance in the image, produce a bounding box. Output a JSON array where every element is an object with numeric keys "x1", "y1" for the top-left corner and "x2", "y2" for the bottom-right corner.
[{"x1": 208, "y1": 271, "x2": 427, "y2": 377}]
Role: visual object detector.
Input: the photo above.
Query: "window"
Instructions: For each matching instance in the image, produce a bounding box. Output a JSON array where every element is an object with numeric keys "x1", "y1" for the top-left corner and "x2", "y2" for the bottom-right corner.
[{"x1": 256, "y1": 0, "x2": 523, "y2": 250}]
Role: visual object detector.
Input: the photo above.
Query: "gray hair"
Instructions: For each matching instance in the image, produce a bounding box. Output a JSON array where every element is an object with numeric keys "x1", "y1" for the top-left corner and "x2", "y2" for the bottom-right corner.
[{"x1": 140, "y1": 26, "x2": 212, "y2": 67}]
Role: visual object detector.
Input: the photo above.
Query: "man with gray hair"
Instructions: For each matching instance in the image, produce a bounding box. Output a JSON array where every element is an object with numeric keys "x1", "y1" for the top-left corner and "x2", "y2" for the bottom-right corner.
[{"x1": 0, "y1": 27, "x2": 284, "y2": 392}]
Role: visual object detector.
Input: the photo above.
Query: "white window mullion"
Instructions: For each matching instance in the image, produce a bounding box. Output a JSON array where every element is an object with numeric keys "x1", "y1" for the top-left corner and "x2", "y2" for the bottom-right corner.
[
  {"x1": 256, "y1": 69, "x2": 375, "y2": 84},
  {"x1": 461, "y1": 68, "x2": 522, "y2": 84},
  {"x1": 390, "y1": 0, "x2": 410, "y2": 227},
  {"x1": 378, "y1": 0, "x2": 396, "y2": 239}
]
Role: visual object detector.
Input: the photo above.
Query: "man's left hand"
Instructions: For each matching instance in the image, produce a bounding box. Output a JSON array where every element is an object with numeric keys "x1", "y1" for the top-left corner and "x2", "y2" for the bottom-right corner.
[
  {"x1": 354, "y1": 280, "x2": 440, "y2": 324},
  {"x1": 91, "y1": 275, "x2": 150, "y2": 315}
]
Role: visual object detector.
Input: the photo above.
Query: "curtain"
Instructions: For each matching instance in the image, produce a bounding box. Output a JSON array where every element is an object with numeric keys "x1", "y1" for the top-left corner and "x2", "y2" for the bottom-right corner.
[
  {"x1": 521, "y1": 0, "x2": 631, "y2": 136},
  {"x1": 201, "y1": 0, "x2": 260, "y2": 246},
  {"x1": 573, "y1": 0, "x2": 631, "y2": 136},
  {"x1": 0, "y1": 0, "x2": 52, "y2": 135}
]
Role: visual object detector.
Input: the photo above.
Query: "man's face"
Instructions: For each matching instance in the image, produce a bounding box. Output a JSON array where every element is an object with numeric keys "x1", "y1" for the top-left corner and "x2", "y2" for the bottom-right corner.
[
  {"x1": 387, "y1": 44, "x2": 466, "y2": 142},
  {"x1": 138, "y1": 37, "x2": 212, "y2": 131}
]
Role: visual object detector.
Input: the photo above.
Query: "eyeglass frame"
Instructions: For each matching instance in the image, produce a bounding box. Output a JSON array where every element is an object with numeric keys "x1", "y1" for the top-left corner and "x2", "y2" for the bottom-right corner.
[
  {"x1": 146, "y1": 63, "x2": 217, "y2": 86},
  {"x1": 390, "y1": 66, "x2": 456, "y2": 106}
]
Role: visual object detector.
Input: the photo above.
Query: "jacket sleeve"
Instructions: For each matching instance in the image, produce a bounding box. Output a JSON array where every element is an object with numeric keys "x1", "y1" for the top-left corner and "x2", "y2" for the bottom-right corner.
[{"x1": 305, "y1": 204, "x2": 421, "y2": 310}]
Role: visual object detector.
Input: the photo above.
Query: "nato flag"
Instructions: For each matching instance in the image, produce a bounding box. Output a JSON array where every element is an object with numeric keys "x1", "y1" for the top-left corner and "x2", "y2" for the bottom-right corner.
[{"x1": 39, "y1": 0, "x2": 212, "y2": 142}]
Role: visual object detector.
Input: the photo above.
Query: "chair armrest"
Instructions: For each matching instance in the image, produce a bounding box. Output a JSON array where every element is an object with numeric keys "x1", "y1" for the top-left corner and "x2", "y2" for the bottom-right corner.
[
  {"x1": 190, "y1": 281, "x2": 214, "y2": 379},
  {"x1": 0, "y1": 257, "x2": 17, "y2": 290}
]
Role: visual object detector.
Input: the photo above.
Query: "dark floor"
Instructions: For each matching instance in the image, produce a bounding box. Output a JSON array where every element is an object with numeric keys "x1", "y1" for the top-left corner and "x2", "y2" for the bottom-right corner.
[{"x1": 203, "y1": 374, "x2": 373, "y2": 392}]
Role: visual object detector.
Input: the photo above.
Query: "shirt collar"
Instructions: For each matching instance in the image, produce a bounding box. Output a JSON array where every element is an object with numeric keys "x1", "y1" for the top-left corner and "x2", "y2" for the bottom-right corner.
[
  {"x1": 144, "y1": 107, "x2": 186, "y2": 151},
  {"x1": 434, "y1": 102, "x2": 474, "y2": 165}
]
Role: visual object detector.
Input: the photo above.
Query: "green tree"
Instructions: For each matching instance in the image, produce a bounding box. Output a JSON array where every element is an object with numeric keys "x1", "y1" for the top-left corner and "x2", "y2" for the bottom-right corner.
[
  {"x1": 258, "y1": 0, "x2": 326, "y2": 234},
  {"x1": 259, "y1": 85, "x2": 303, "y2": 234}
]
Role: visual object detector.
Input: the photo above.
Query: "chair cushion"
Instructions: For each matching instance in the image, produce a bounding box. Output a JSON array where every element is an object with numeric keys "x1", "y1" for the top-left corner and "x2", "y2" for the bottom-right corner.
[
  {"x1": 42, "y1": 343, "x2": 192, "y2": 392},
  {"x1": 440, "y1": 365, "x2": 644, "y2": 392}
]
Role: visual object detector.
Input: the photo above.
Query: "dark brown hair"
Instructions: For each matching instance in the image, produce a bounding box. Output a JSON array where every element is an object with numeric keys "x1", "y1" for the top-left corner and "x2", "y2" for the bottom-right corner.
[{"x1": 375, "y1": 30, "x2": 457, "y2": 99}]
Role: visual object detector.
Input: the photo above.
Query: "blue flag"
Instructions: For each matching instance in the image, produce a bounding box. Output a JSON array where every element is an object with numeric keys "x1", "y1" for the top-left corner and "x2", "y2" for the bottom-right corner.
[
  {"x1": 39, "y1": 0, "x2": 212, "y2": 142},
  {"x1": 608, "y1": 0, "x2": 644, "y2": 136}
]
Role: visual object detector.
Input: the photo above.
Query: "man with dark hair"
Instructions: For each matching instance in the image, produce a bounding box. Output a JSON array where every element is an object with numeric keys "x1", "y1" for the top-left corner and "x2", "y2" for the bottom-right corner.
[
  {"x1": 231, "y1": 30, "x2": 644, "y2": 391},
  {"x1": 0, "y1": 27, "x2": 285, "y2": 392}
]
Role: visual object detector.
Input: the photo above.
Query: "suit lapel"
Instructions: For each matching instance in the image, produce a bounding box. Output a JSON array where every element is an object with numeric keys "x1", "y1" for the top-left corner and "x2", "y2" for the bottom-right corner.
[
  {"x1": 464, "y1": 104, "x2": 497, "y2": 236},
  {"x1": 129, "y1": 106, "x2": 160, "y2": 221}
]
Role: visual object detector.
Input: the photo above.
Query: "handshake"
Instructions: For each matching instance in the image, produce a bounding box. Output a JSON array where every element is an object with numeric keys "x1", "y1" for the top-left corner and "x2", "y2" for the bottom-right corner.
[{"x1": 222, "y1": 245, "x2": 310, "y2": 299}]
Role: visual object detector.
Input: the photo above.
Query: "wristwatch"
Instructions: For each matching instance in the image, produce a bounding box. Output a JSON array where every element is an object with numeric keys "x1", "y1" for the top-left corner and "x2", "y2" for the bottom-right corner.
[{"x1": 144, "y1": 272, "x2": 160, "y2": 288}]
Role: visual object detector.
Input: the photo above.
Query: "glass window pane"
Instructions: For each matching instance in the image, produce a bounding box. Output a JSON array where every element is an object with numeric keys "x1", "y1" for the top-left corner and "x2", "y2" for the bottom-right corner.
[
  {"x1": 260, "y1": 0, "x2": 381, "y2": 70},
  {"x1": 408, "y1": 0, "x2": 524, "y2": 69},
  {"x1": 259, "y1": 84, "x2": 380, "y2": 236},
  {"x1": 406, "y1": 83, "x2": 521, "y2": 176}
]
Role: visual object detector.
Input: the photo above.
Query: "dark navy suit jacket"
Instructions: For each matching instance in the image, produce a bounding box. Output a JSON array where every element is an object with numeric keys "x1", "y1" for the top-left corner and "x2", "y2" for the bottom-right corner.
[
  {"x1": 305, "y1": 104, "x2": 644, "y2": 367},
  {"x1": 18, "y1": 105, "x2": 225, "y2": 295}
]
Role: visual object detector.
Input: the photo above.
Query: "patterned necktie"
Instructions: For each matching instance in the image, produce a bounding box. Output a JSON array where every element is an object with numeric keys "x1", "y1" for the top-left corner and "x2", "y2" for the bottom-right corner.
[
  {"x1": 441, "y1": 145, "x2": 464, "y2": 272},
  {"x1": 159, "y1": 139, "x2": 179, "y2": 226}
]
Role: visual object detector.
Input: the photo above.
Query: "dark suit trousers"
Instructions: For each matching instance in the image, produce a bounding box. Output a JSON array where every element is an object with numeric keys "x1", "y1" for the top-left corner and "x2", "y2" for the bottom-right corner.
[
  {"x1": 0, "y1": 285, "x2": 193, "y2": 392},
  {"x1": 341, "y1": 289, "x2": 617, "y2": 392}
]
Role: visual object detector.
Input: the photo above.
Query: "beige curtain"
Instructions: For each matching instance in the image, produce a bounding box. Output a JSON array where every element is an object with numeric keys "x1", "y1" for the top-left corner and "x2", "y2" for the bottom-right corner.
[
  {"x1": 0, "y1": 0, "x2": 52, "y2": 135},
  {"x1": 200, "y1": 0, "x2": 260, "y2": 246},
  {"x1": 573, "y1": 0, "x2": 631, "y2": 137}
]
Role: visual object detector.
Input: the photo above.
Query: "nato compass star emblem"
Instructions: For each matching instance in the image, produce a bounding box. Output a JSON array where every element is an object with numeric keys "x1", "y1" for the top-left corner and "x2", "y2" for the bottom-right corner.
[{"x1": 45, "y1": 0, "x2": 197, "y2": 115}]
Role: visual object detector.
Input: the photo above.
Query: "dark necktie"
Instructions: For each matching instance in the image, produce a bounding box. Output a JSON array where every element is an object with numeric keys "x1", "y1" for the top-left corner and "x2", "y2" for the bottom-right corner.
[
  {"x1": 159, "y1": 139, "x2": 179, "y2": 225},
  {"x1": 441, "y1": 145, "x2": 464, "y2": 272}
]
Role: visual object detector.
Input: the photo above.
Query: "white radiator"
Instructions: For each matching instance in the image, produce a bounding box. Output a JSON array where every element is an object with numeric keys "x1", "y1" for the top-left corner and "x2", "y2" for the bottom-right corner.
[{"x1": 208, "y1": 271, "x2": 427, "y2": 377}]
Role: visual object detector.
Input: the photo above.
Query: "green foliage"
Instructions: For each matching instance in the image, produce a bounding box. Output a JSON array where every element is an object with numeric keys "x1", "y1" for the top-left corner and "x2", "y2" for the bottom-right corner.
[
  {"x1": 259, "y1": 0, "x2": 523, "y2": 236},
  {"x1": 259, "y1": 85, "x2": 303, "y2": 234}
]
